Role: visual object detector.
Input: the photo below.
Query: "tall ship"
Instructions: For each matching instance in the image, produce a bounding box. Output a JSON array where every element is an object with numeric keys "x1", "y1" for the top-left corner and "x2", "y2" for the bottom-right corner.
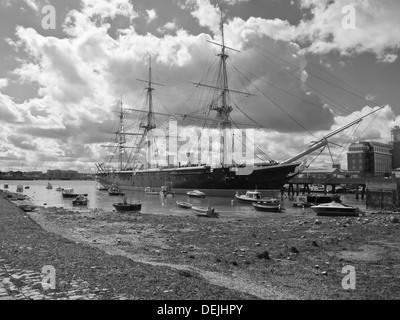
[{"x1": 96, "y1": 10, "x2": 382, "y2": 197}]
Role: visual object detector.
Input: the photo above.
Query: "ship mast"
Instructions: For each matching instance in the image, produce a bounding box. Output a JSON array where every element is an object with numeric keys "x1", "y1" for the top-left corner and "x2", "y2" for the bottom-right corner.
[
  {"x1": 214, "y1": 9, "x2": 233, "y2": 130},
  {"x1": 189, "y1": 8, "x2": 254, "y2": 167},
  {"x1": 100, "y1": 96, "x2": 129, "y2": 172},
  {"x1": 118, "y1": 96, "x2": 126, "y2": 171},
  {"x1": 132, "y1": 56, "x2": 164, "y2": 169}
]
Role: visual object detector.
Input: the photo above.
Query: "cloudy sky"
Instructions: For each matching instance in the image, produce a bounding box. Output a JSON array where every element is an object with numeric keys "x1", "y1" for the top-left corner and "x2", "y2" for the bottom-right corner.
[{"x1": 0, "y1": 0, "x2": 399, "y2": 172}]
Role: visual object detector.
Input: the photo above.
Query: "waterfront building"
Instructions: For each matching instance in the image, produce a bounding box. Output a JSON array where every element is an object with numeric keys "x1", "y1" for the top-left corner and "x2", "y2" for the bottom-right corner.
[
  {"x1": 347, "y1": 141, "x2": 392, "y2": 177},
  {"x1": 391, "y1": 126, "x2": 400, "y2": 170}
]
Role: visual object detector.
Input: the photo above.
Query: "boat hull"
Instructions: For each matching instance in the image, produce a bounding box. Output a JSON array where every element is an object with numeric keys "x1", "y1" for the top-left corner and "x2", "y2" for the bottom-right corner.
[
  {"x1": 176, "y1": 201, "x2": 193, "y2": 209},
  {"x1": 113, "y1": 203, "x2": 142, "y2": 212},
  {"x1": 72, "y1": 201, "x2": 88, "y2": 206},
  {"x1": 311, "y1": 202, "x2": 360, "y2": 217},
  {"x1": 312, "y1": 208, "x2": 359, "y2": 217},
  {"x1": 191, "y1": 206, "x2": 219, "y2": 218},
  {"x1": 62, "y1": 193, "x2": 88, "y2": 198},
  {"x1": 235, "y1": 194, "x2": 261, "y2": 203},
  {"x1": 252, "y1": 203, "x2": 283, "y2": 212},
  {"x1": 97, "y1": 163, "x2": 300, "y2": 198},
  {"x1": 109, "y1": 192, "x2": 125, "y2": 196}
]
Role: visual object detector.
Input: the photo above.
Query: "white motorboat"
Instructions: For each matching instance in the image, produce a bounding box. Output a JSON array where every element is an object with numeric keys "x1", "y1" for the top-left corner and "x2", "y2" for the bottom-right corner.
[
  {"x1": 235, "y1": 190, "x2": 262, "y2": 203},
  {"x1": 311, "y1": 201, "x2": 360, "y2": 217},
  {"x1": 187, "y1": 190, "x2": 206, "y2": 198}
]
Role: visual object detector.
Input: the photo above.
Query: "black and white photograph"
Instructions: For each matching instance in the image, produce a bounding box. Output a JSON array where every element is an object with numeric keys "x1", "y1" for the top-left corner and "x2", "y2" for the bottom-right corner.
[{"x1": 0, "y1": 0, "x2": 399, "y2": 309}]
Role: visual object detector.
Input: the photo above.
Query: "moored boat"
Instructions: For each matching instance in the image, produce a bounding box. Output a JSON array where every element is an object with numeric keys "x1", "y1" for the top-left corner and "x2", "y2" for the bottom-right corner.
[
  {"x1": 292, "y1": 194, "x2": 342, "y2": 207},
  {"x1": 252, "y1": 199, "x2": 283, "y2": 212},
  {"x1": 310, "y1": 202, "x2": 360, "y2": 217},
  {"x1": 96, "y1": 183, "x2": 108, "y2": 191},
  {"x1": 95, "y1": 9, "x2": 383, "y2": 198},
  {"x1": 62, "y1": 188, "x2": 88, "y2": 198},
  {"x1": 191, "y1": 206, "x2": 219, "y2": 218},
  {"x1": 46, "y1": 182, "x2": 53, "y2": 190},
  {"x1": 160, "y1": 185, "x2": 174, "y2": 197},
  {"x1": 235, "y1": 190, "x2": 262, "y2": 203},
  {"x1": 176, "y1": 200, "x2": 193, "y2": 209},
  {"x1": 187, "y1": 190, "x2": 206, "y2": 198},
  {"x1": 109, "y1": 183, "x2": 125, "y2": 196},
  {"x1": 72, "y1": 195, "x2": 89, "y2": 206},
  {"x1": 113, "y1": 202, "x2": 142, "y2": 212},
  {"x1": 4, "y1": 184, "x2": 8, "y2": 189}
]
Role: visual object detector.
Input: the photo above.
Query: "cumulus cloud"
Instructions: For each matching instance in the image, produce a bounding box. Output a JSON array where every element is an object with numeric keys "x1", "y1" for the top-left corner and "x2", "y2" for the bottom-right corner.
[
  {"x1": 146, "y1": 9, "x2": 158, "y2": 23},
  {"x1": 157, "y1": 21, "x2": 178, "y2": 34},
  {"x1": 23, "y1": 0, "x2": 39, "y2": 11},
  {"x1": 378, "y1": 53, "x2": 398, "y2": 64},
  {"x1": 296, "y1": 0, "x2": 400, "y2": 62},
  {"x1": 0, "y1": 78, "x2": 9, "y2": 89},
  {"x1": 7, "y1": 134, "x2": 38, "y2": 151}
]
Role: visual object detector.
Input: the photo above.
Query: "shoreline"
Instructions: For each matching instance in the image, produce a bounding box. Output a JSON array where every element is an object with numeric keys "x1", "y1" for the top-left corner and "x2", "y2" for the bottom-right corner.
[{"x1": 1, "y1": 190, "x2": 400, "y2": 300}]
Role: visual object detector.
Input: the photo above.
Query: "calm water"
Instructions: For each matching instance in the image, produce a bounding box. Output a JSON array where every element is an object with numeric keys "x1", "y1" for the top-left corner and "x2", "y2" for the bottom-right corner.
[{"x1": 1, "y1": 180, "x2": 367, "y2": 218}]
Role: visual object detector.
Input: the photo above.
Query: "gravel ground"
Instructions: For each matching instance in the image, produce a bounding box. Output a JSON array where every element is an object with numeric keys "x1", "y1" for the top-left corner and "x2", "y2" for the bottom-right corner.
[
  {"x1": 1, "y1": 190, "x2": 400, "y2": 301},
  {"x1": 0, "y1": 192, "x2": 259, "y2": 300}
]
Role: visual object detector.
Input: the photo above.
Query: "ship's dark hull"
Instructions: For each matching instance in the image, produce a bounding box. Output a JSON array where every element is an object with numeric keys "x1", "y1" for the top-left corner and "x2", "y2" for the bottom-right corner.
[{"x1": 97, "y1": 163, "x2": 300, "y2": 197}]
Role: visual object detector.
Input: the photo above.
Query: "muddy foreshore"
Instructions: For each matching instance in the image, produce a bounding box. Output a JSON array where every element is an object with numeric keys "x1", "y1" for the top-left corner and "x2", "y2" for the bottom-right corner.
[{"x1": 1, "y1": 190, "x2": 400, "y2": 300}]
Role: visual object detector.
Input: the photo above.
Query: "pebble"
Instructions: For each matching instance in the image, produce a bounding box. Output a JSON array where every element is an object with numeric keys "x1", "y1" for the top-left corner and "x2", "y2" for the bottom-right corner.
[
  {"x1": 290, "y1": 246, "x2": 299, "y2": 254},
  {"x1": 257, "y1": 251, "x2": 270, "y2": 260}
]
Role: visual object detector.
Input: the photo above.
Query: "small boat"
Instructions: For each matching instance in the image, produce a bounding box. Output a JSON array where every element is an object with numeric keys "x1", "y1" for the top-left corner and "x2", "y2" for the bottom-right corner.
[
  {"x1": 187, "y1": 190, "x2": 206, "y2": 198},
  {"x1": 235, "y1": 190, "x2": 262, "y2": 203},
  {"x1": 46, "y1": 182, "x2": 53, "y2": 190},
  {"x1": 311, "y1": 201, "x2": 360, "y2": 217},
  {"x1": 109, "y1": 184, "x2": 125, "y2": 196},
  {"x1": 72, "y1": 194, "x2": 89, "y2": 206},
  {"x1": 144, "y1": 187, "x2": 159, "y2": 195},
  {"x1": 160, "y1": 185, "x2": 174, "y2": 197},
  {"x1": 176, "y1": 200, "x2": 193, "y2": 209},
  {"x1": 252, "y1": 199, "x2": 283, "y2": 212},
  {"x1": 56, "y1": 187, "x2": 63, "y2": 192},
  {"x1": 96, "y1": 183, "x2": 108, "y2": 191},
  {"x1": 113, "y1": 201, "x2": 142, "y2": 212},
  {"x1": 4, "y1": 184, "x2": 8, "y2": 189},
  {"x1": 25, "y1": 186, "x2": 30, "y2": 189},
  {"x1": 62, "y1": 188, "x2": 88, "y2": 198},
  {"x1": 192, "y1": 206, "x2": 219, "y2": 218},
  {"x1": 16, "y1": 185, "x2": 23, "y2": 193},
  {"x1": 292, "y1": 194, "x2": 342, "y2": 208}
]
